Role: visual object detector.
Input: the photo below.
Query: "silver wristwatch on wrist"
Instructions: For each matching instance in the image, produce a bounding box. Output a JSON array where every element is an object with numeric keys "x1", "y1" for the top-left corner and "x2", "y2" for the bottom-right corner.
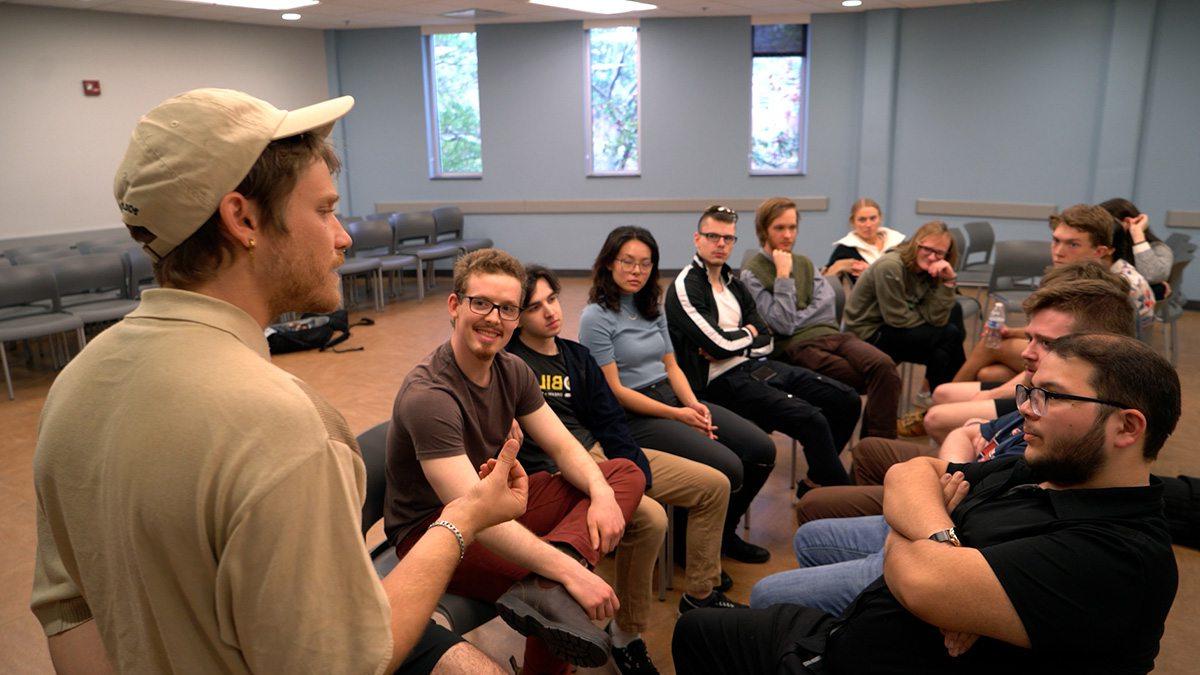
[{"x1": 928, "y1": 527, "x2": 961, "y2": 547}]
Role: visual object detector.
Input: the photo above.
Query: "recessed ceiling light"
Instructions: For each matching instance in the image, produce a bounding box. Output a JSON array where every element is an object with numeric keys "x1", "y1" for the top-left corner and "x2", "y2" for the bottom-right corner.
[
  {"x1": 281, "y1": 12, "x2": 301, "y2": 19},
  {"x1": 443, "y1": 8, "x2": 508, "y2": 18},
  {"x1": 529, "y1": 0, "x2": 656, "y2": 15},
  {"x1": 167, "y1": 0, "x2": 319, "y2": 11},
  {"x1": 842, "y1": 0, "x2": 863, "y2": 6}
]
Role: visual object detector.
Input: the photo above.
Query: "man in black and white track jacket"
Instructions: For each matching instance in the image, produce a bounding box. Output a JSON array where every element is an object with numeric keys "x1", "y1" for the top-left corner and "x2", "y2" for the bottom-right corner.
[{"x1": 665, "y1": 205, "x2": 863, "y2": 497}]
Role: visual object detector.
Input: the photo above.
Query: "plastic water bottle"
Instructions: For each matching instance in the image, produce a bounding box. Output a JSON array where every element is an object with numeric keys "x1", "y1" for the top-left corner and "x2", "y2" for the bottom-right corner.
[{"x1": 983, "y1": 302, "x2": 1006, "y2": 349}]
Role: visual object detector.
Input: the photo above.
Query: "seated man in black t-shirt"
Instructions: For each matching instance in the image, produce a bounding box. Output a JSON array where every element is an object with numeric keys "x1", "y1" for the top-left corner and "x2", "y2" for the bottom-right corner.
[
  {"x1": 506, "y1": 264, "x2": 739, "y2": 674},
  {"x1": 673, "y1": 333, "x2": 1180, "y2": 674}
]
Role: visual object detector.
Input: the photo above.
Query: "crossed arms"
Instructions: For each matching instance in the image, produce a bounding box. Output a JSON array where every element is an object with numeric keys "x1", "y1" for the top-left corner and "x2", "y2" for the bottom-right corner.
[{"x1": 882, "y1": 456, "x2": 1031, "y2": 652}]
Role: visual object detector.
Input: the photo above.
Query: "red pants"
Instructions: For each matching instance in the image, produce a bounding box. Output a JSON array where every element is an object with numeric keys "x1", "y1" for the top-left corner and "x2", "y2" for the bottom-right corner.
[{"x1": 396, "y1": 459, "x2": 646, "y2": 673}]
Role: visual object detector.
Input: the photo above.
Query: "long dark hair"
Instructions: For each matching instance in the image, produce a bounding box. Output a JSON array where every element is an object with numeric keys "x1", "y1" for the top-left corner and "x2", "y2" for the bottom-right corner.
[
  {"x1": 1110, "y1": 218, "x2": 1134, "y2": 265},
  {"x1": 1100, "y1": 198, "x2": 1161, "y2": 244},
  {"x1": 588, "y1": 226, "x2": 662, "y2": 320}
]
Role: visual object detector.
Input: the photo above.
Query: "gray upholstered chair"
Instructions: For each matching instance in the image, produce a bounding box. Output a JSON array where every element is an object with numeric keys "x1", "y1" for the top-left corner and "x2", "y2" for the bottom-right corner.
[
  {"x1": 0, "y1": 264, "x2": 87, "y2": 400},
  {"x1": 962, "y1": 220, "x2": 995, "y2": 274},
  {"x1": 122, "y1": 249, "x2": 158, "y2": 299},
  {"x1": 987, "y1": 240, "x2": 1051, "y2": 323},
  {"x1": 345, "y1": 219, "x2": 420, "y2": 304},
  {"x1": 949, "y1": 227, "x2": 990, "y2": 290},
  {"x1": 432, "y1": 206, "x2": 493, "y2": 254},
  {"x1": 390, "y1": 212, "x2": 465, "y2": 296},
  {"x1": 6, "y1": 245, "x2": 79, "y2": 265},
  {"x1": 1158, "y1": 251, "x2": 1192, "y2": 366},
  {"x1": 50, "y1": 254, "x2": 140, "y2": 327}
]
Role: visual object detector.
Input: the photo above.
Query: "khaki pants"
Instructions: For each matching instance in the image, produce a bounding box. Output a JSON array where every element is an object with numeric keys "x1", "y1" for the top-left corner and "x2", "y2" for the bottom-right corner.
[{"x1": 589, "y1": 445, "x2": 730, "y2": 632}]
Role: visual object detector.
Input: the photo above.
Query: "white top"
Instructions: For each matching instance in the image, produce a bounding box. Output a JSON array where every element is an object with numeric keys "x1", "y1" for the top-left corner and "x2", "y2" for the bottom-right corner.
[
  {"x1": 707, "y1": 284, "x2": 749, "y2": 382},
  {"x1": 832, "y1": 226, "x2": 906, "y2": 266}
]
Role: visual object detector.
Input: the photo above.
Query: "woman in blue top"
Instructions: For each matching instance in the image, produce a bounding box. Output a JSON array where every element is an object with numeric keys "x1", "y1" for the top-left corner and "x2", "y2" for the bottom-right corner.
[{"x1": 579, "y1": 226, "x2": 777, "y2": 565}]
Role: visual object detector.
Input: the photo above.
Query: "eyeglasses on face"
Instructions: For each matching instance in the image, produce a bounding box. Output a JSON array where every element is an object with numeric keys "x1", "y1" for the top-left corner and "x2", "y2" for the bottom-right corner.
[
  {"x1": 917, "y1": 244, "x2": 949, "y2": 260},
  {"x1": 700, "y1": 232, "x2": 738, "y2": 245},
  {"x1": 458, "y1": 294, "x2": 522, "y2": 321},
  {"x1": 1014, "y1": 383, "x2": 1132, "y2": 417},
  {"x1": 703, "y1": 205, "x2": 739, "y2": 222},
  {"x1": 615, "y1": 257, "x2": 653, "y2": 272}
]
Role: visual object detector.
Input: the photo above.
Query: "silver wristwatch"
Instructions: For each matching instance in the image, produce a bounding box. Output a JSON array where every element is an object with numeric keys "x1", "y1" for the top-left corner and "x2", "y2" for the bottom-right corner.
[{"x1": 928, "y1": 527, "x2": 961, "y2": 547}]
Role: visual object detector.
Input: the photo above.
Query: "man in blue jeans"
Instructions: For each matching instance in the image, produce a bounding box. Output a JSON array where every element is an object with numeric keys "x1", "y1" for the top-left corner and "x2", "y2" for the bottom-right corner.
[{"x1": 750, "y1": 269, "x2": 1137, "y2": 614}]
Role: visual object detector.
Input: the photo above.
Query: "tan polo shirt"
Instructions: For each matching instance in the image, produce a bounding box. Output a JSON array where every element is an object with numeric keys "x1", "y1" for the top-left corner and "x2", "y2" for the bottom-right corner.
[{"x1": 31, "y1": 289, "x2": 392, "y2": 674}]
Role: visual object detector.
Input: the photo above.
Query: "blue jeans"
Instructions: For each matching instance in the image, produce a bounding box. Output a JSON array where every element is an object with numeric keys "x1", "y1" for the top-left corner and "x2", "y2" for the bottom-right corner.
[{"x1": 748, "y1": 515, "x2": 888, "y2": 616}]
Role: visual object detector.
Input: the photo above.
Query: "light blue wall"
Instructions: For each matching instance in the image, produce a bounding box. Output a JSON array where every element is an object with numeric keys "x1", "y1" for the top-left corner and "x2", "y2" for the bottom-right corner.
[
  {"x1": 327, "y1": 0, "x2": 1200, "y2": 294},
  {"x1": 1136, "y1": 0, "x2": 1200, "y2": 229}
]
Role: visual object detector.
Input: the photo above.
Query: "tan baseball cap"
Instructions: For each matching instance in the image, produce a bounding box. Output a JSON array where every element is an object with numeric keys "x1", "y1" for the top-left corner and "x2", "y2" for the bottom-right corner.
[{"x1": 114, "y1": 88, "x2": 355, "y2": 259}]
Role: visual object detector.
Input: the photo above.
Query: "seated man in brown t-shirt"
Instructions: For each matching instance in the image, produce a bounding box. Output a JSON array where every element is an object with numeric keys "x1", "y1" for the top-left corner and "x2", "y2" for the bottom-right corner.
[{"x1": 386, "y1": 249, "x2": 646, "y2": 673}]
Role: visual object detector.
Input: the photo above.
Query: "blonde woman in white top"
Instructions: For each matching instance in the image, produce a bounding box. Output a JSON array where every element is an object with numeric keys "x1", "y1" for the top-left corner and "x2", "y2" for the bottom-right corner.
[{"x1": 825, "y1": 197, "x2": 906, "y2": 282}]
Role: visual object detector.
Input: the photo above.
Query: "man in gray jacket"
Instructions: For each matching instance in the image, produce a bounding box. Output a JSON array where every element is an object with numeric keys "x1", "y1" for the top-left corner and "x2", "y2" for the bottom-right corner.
[{"x1": 741, "y1": 197, "x2": 900, "y2": 441}]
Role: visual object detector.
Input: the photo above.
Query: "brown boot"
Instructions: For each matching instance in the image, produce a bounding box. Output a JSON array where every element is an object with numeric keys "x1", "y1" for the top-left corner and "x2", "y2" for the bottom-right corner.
[{"x1": 495, "y1": 575, "x2": 610, "y2": 668}]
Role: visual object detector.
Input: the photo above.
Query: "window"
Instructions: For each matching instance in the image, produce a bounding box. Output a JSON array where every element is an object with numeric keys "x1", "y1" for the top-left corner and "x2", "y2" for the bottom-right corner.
[
  {"x1": 586, "y1": 25, "x2": 640, "y2": 175},
  {"x1": 750, "y1": 24, "x2": 808, "y2": 174},
  {"x1": 424, "y1": 30, "x2": 482, "y2": 177}
]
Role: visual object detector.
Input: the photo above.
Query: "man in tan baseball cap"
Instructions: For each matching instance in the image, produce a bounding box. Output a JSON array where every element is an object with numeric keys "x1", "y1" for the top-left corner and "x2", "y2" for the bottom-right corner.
[{"x1": 32, "y1": 88, "x2": 522, "y2": 674}]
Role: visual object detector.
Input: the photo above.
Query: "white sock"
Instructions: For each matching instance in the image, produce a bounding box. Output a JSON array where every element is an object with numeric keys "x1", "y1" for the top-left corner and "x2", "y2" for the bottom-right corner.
[{"x1": 609, "y1": 623, "x2": 640, "y2": 648}]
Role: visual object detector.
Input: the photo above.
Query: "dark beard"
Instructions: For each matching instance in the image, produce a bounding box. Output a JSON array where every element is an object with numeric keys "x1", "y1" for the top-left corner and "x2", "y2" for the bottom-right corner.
[{"x1": 1025, "y1": 414, "x2": 1109, "y2": 486}]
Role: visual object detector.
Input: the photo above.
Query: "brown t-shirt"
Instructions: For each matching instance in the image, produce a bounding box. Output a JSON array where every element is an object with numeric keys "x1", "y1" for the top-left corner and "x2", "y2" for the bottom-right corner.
[{"x1": 385, "y1": 341, "x2": 544, "y2": 545}]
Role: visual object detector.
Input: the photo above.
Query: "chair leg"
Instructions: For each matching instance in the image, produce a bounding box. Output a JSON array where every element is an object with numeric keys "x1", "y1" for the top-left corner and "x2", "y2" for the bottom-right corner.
[
  {"x1": 1, "y1": 341, "x2": 13, "y2": 400},
  {"x1": 898, "y1": 362, "x2": 916, "y2": 414},
  {"x1": 77, "y1": 326, "x2": 87, "y2": 351},
  {"x1": 657, "y1": 505, "x2": 670, "y2": 601},
  {"x1": 1169, "y1": 319, "x2": 1179, "y2": 367},
  {"x1": 742, "y1": 505, "x2": 751, "y2": 532},
  {"x1": 665, "y1": 504, "x2": 674, "y2": 592},
  {"x1": 416, "y1": 264, "x2": 426, "y2": 301},
  {"x1": 374, "y1": 270, "x2": 385, "y2": 311}
]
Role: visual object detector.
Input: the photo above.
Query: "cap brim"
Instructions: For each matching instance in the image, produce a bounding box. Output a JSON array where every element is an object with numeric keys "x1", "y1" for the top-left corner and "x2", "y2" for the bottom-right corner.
[{"x1": 272, "y1": 95, "x2": 355, "y2": 140}]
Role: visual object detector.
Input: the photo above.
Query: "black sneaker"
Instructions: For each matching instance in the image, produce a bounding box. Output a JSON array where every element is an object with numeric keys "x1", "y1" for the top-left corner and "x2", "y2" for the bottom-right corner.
[
  {"x1": 607, "y1": 626, "x2": 660, "y2": 675},
  {"x1": 716, "y1": 570, "x2": 733, "y2": 592},
  {"x1": 679, "y1": 589, "x2": 747, "y2": 614},
  {"x1": 722, "y1": 533, "x2": 771, "y2": 564}
]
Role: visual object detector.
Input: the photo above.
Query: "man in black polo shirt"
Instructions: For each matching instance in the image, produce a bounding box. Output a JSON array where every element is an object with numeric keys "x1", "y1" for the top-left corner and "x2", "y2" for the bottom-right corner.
[{"x1": 673, "y1": 333, "x2": 1179, "y2": 674}]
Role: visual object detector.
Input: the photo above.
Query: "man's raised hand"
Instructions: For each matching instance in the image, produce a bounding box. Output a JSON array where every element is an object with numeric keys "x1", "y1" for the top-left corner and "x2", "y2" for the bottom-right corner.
[{"x1": 467, "y1": 439, "x2": 529, "y2": 528}]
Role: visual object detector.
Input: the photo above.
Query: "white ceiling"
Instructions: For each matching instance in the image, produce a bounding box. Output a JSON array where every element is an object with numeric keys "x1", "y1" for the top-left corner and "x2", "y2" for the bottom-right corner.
[{"x1": 3, "y1": 0, "x2": 1007, "y2": 30}]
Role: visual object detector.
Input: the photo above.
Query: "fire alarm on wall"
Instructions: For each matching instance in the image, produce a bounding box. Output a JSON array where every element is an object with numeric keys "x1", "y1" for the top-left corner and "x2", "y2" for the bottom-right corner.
[{"x1": 82, "y1": 80, "x2": 101, "y2": 96}]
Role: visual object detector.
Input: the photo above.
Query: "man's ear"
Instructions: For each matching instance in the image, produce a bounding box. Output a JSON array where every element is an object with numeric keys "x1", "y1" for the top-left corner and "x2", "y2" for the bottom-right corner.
[
  {"x1": 1110, "y1": 408, "x2": 1147, "y2": 452},
  {"x1": 216, "y1": 192, "x2": 261, "y2": 249},
  {"x1": 448, "y1": 291, "x2": 460, "y2": 327}
]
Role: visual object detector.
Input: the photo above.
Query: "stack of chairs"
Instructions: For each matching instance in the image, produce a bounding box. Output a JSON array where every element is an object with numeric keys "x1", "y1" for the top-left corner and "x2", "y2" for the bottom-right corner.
[{"x1": 0, "y1": 238, "x2": 152, "y2": 400}]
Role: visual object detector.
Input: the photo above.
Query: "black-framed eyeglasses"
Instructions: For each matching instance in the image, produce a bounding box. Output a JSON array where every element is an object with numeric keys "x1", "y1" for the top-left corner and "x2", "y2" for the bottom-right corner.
[
  {"x1": 458, "y1": 294, "x2": 522, "y2": 322},
  {"x1": 615, "y1": 257, "x2": 654, "y2": 272},
  {"x1": 1014, "y1": 384, "x2": 1133, "y2": 417},
  {"x1": 703, "y1": 205, "x2": 739, "y2": 222},
  {"x1": 917, "y1": 244, "x2": 949, "y2": 260},
  {"x1": 699, "y1": 232, "x2": 738, "y2": 245}
]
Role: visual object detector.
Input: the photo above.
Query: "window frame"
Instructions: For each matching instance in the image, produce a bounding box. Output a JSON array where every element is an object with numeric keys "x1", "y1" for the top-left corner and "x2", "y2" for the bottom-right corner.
[
  {"x1": 584, "y1": 22, "x2": 642, "y2": 177},
  {"x1": 422, "y1": 27, "x2": 484, "y2": 180},
  {"x1": 748, "y1": 22, "x2": 810, "y2": 176}
]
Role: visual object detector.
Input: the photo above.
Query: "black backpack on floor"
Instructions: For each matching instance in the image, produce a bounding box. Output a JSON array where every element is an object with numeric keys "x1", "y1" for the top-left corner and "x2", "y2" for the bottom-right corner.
[{"x1": 266, "y1": 310, "x2": 374, "y2": 355}]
